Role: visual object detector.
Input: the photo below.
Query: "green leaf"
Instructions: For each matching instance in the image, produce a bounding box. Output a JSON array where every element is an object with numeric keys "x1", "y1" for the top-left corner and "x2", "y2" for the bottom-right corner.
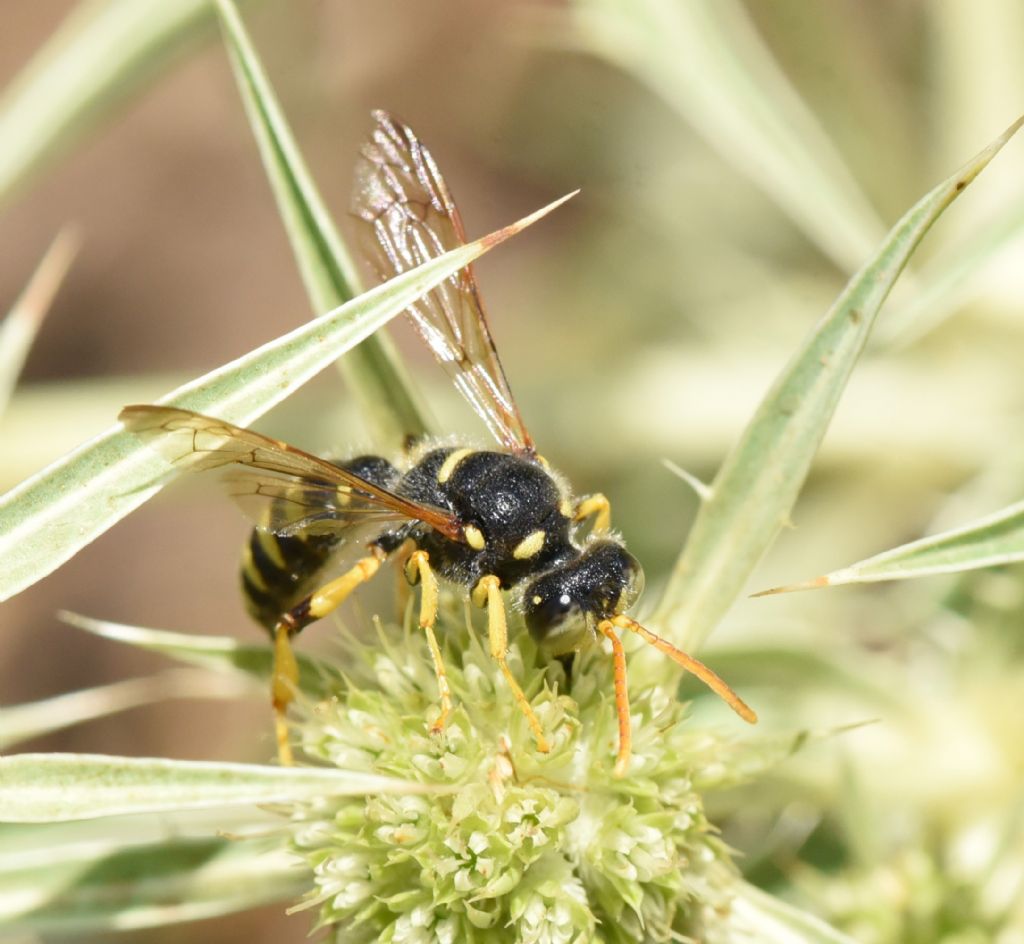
[
  {"x1": 0, "y1": 373, "x2": 188, "y2": 491},
  {"x1": 0, "y1": 0, "x2": 222, "y2": 203},
  {"x1": 0, "y1": 668, "x2": 255, "y2": 750},
  {"x1": 694, "y1": 644, "x2": 909, "y2": 713},
  {"x1": 651, "y1": 116, "x2": 1024, "y2": 651},
  {"x1": 755, "y1": 496, "x2": 1024, "y2": 594},
  {"x1": 60, "y1": 610, "x2": 337, "y2": 699},
  {"x1": 881, "y1": 191, "x2": 1024, "y2": 347},
  {"x1": 0, "y1": 805, "x2": 283, "y2": 848},
  {"x1": 215, "y1": 0, "x2": 426, "y2": 446},
  {"x1": 694, "y1": 721, "x2": 875, "y2": 793},
  {"x1": 729, "y1": 881, "x2": 859, "y2": 944},
  {"x1": 0, "y1": 831, "x2": 306, "y2": 932},
  {"x1": 0, "y1": 228, "x2": 78, "y2": 415},
  {"x1": 569, "y1": 0, "x2": 886, "y2": 272},
  {"x1": 0, "y1": 754, "x2": 436, "y2": 823},
  {"x1": 0, "y1": 192, "x2": 571, "y2": 603}
]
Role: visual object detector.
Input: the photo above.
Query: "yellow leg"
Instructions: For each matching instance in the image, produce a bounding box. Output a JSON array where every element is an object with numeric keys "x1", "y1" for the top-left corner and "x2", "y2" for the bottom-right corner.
[
  {"x1": 472, "y1": 575, "x2": 550, "y2": 754},
  {"x1": 307, "y1": 549, "x2": 385, "y2": 618},
  {"x1": 405, "y1": 549, "x2": 453, "y2": 733},
  {"x1": 575, "y1": 493, "x2": 611, "y2": 533},
  {"x1": 273, "y1": 622, "x2": 299, "y2": 766},
  {"x1": 392, "y1": 538, "x2": 416, "y2": 612},
  {"x1": 611, "y1": 614, "x2": 758, "y2": 724},
  {"x1": 271, "y1": 546, "x2": 386, "y2": 765},
  {"x1": 597, "y1": 620, "x2": 632, "y2": 777}
]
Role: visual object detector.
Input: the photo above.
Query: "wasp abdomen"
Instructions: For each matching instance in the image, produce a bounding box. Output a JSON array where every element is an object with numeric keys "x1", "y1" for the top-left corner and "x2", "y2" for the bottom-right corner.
[{"x1": 240, "y1": 454, "x2": 400, "y2": 632}]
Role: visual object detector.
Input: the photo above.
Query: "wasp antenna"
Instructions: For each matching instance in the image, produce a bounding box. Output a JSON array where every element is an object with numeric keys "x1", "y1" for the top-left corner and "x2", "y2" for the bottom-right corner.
[
  {"x1": 611, "y1": 615, "x2": 758, "y2": 724},
  {"x1": 597, "y1": 620, "x2": 632, "y2": 777}
]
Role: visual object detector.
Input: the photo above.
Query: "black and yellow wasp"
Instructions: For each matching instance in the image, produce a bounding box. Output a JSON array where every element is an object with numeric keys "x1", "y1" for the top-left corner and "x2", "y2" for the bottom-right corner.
[{"x1": 120, "y1": 111, "x2": 755, "y2": 774}]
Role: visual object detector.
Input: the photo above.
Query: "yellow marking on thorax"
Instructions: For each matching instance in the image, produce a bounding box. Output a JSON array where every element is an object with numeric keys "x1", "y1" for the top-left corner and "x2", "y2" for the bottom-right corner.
[
  {"x1": 464, "y1": 524, "x2": 486, "y2": 550},
  {"x1": 513, "y1": 529, "x2": 546, "y2": 559},
  {"x1": 558, "y1": 498, "x2": 573, "y2": 518},
  {"x1": 437, "y1": 448, "x2": 473, "y2": 484}
]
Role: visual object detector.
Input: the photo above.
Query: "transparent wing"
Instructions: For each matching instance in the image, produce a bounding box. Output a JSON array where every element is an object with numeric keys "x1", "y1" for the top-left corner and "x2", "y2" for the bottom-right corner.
[
  {"x1": 222, "y1": 471, "x2": 413, "y2": 539},
  {"x1": 351, "y1": 109, "x2": 535, "y2": 455},
  {"x1": 120, "y1": 405, "x2": 462, "y2": 540}
]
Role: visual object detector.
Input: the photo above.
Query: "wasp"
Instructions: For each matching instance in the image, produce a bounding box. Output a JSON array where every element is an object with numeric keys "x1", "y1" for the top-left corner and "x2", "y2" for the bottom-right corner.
[{"x1": 120, "y1": 111, "x2": 756, "y2": 774}]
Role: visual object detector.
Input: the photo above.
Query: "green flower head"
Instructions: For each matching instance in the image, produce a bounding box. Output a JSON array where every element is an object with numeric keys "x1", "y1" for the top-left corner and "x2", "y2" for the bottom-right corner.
[{"x1": 286, "y1": 604, "x2": 744, "y2": 943}]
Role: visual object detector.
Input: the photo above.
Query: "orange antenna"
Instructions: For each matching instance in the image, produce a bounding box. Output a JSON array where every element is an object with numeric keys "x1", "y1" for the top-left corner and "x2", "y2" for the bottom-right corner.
[
  {"x1": 597, "y1": 620, "x2": 632, "y2": 778},
  {"x1": 597, "y1": 615, "x2": 757, "y2": 778},
  {"x1": 611, "y1": 615, "x2": 758, "y2": 724}
]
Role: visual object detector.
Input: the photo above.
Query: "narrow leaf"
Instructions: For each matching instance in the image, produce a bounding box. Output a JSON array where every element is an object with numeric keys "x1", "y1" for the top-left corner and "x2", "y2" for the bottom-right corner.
[
  {"x1": 0, "y1": 754, "x2": 434, "y2": 823},
  {"x1": 0, "y1": 192, "x2": 572, "y2": 603},
  {"x1": 0, "y1": 668, "x2": 255, "y2": 750},
  {"x1": 652, "y1": 117, "x2": 1024, "y2": 651},
  {"x1": 694, "y1": 721, "x2": 875, "y2": 793},
  {"x1": 215, "y1": 0, "x2": 426, "y2": 446},
  {"x1": 729, "y1": 881, "x2": 859, "y2": 944},
  {"x1": 0, "y1": 0, "x2": 221, "y2": 203},
  {"x1": 0, "y1": 833, "x2": 306, "y2": 932},
  {"x1": 756, "y1": 496, "x2": 1024, "y2": 594},
  {"x1": 881, "y1": 190, "x2": 1024, "y2": 347},
  {"x1": 0, "y1": 373, "x2": 187, "y2": 493},
  {"x1": 570, "y1": 0, "x2": 886, "y2": 272},
  {"x1": 0, "y1": 228, "x2": 79, "y2": 414},
  {"x1": 60, "y1": 611, "x2": 337, "y2": 699},
  {"x1": 695, "y1": 644, "x2": 909, "y2": 713}
]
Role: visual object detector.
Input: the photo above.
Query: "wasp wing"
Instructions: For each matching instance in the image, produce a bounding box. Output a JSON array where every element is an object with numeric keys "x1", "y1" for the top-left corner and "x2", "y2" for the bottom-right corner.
[
  {"x1": 222, "y1": 472, "x2": 415, "y2": 539},
  {"x1": 352, "y1": 109, "x2": 535, "y2": 455},
  {"x1": 119, "y1": 405, "x2": 462, "y2": 540}
]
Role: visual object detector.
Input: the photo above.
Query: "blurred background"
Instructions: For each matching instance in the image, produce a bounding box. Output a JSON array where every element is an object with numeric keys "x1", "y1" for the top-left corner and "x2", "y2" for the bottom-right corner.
[{"x1": 4, "y1": 1, "x2": 1024, "y2": 941}]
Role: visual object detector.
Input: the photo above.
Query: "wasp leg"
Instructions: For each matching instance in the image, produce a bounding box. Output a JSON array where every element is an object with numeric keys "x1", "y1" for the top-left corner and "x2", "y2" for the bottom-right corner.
[
  {"x1": 390, "y1": 538, "x2": 417, "y2": 612},
  {"x1": 574, "y1": 493, "x2": 611, "y2": 533},
  {"x1": 271, "y1": 546, "x2": 387, "y2": 765},
  {"x1": 404, "y1": 549, "x2": 454, "y2": 733},
  {"x1": 597, "y1": 619, "x2": 632, "y2": 777},
  {"x1": 472, "y1": 575, "x2": 550, "y2": 754},
  {"x1": 272, "y1": 621, "x2": 300, "y2": 767}
]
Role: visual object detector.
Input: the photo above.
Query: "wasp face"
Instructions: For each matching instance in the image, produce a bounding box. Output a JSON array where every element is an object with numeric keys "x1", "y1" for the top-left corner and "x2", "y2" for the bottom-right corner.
[{"x1": 522, "y1": 541, "x2": 645, "y2": 656}]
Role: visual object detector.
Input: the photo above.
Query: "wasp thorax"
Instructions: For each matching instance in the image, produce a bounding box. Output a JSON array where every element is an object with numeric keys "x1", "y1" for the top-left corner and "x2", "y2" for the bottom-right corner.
[{"x1": 522, "y1": 540, "x2": 645, "y2": 655}]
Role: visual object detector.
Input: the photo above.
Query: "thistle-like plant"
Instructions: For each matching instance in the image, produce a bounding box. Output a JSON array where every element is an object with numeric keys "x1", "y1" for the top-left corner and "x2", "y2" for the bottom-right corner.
[
  {"x1": 4, "y1": 3, "x2": 1024, "y2": 944},
  {"x1": 287, "y1": 609, "x2": 744, "y2": 943}
]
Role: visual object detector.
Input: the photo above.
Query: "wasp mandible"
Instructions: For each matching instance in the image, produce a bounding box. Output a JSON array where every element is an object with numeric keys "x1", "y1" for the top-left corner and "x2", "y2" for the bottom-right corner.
[{"x1": 121, "y1": 111, "x2": 756, "y2": 774}]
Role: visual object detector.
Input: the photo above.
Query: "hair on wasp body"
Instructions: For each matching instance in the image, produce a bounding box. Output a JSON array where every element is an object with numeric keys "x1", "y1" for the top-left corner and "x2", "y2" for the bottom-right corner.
[{"x1": 119, "y1": 110, "x2": 756, "y2": 775}]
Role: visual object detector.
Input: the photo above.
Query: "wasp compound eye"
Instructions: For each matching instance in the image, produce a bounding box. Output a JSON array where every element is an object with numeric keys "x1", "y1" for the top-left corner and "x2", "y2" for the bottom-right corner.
[
  {"x1": 577, "y1": 541, "x2": 645, "y2": 618},
  {"x1": 613, "y1": 547, "x2": 645, "y2": 614},
  {"x1": 523, "y1": 571, "x2": 586, "y2": 655}
]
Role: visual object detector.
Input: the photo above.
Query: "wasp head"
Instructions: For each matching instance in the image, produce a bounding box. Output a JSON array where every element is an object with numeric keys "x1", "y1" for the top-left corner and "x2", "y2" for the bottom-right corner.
[{"x1": 522, "y1": 540, "x2": 644, "y2": 656}]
